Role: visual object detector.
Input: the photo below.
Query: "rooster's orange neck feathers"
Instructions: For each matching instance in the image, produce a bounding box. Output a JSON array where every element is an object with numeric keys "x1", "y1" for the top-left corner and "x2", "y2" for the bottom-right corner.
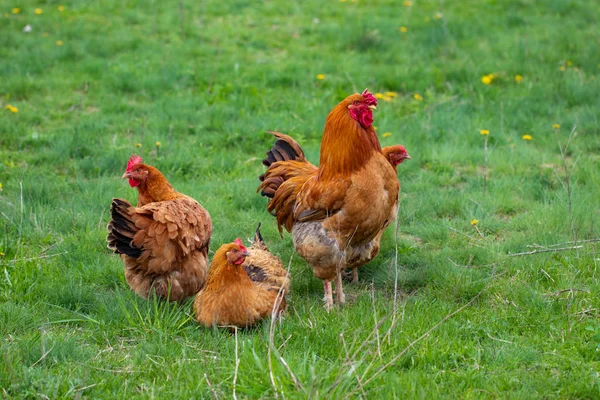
[
  {"x1": 135, "y1": 165, "x2": 182, "y2": 206},
  {"x1": 318, "y1": 95, "x2": 381, "y2": 180}
]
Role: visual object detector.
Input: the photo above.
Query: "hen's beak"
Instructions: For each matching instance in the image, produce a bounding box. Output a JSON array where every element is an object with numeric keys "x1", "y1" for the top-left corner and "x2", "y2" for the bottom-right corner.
[
  {"x1": 121, "y1": 172, "x2": 131, "y2": 179},
  {"x1": 404, "y1": 154, "x2": 411, "y2": 160},
  {"x1": 242, "y1": 251, "x2": 251, "y2": 257},
  {"x1": 368, "y1": 105, "x2": 377, "y2": 110}
]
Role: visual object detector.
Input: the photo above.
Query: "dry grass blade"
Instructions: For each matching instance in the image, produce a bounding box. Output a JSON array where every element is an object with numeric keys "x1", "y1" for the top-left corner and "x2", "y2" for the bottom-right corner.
[
  {"x1": 233, "y1": 327, "x2": 239, "y2": 400},
  {"x1": 204, "y1": 373, "x2": 219, "y2": 400},
  {"x1": 547, "y1": 288, "x2": 590, "y2": 297},
  {"x1": 266, "y1": 253, "x2": 304, "y2": 395},
  {"x1": 554, "y1": 125, "x2": 578, "y2": 246},
  {"x1": 31, "y1": 345, "x2": 55, "y2": 368},
  {"x1": 509, "y1": 246, "x2": 583, "y2": 257}
]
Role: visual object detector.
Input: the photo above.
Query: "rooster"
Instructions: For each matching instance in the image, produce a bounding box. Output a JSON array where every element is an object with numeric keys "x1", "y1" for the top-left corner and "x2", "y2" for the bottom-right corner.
[
  {"x1": 194, "y1": 224, "x2": 289, "y2": 328},
  {"x1": 258, "y1": 89, "x2": 401, "y2": 309},
  {"x1": 260, "y1": 133, "x2": 411, "y2": 284},
  {"x1": 106, "y1": 154, "x2": 212, "y2": 302}
]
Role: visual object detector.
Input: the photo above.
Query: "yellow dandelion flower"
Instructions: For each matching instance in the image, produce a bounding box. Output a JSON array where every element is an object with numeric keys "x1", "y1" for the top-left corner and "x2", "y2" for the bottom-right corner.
[
  {"x1": 382, "y1": 96, "x2": 393, "y2": 102},
  {"x1": 384, "y1": 91, "x2": 397, "y2": 98},
  {"x1": 566, "y1": 60, "x2": 572, "y2": 66},
  {"x1": 480, "y1": 129, "x2": 489, "y2": 135},
  {"x1": 559, "y1": 66, "x2": 566, "y2": 71},
  {"x1": 56, "y1": 40, "x2": 63, "y2": 46},
  {"x1": 403, "y1": 0, "x2": 412, "y2": 6},
  {"x1": 515, "y1": 74, "x2": 523, "y2": 83},
  {"x1": 155, "y1": 141, "x2": 161, "y2": 147},
  {"x1": 522, "y1": 134, "x2": 532, "y2": 141},
  {"x1": 373, "y1": 126, "x2": 378, "y2": 131},
  {"x1": 135, "y1": 143, "x2": 142, "y2": 148},
  {"x1": 0, "y1": 182, "x2": 2, "y2": 190},
  {"x1": 383, "y1": 132, "x2": 392, "y2": 138},
  {"x1": 58, "y1": 5, "x2": 65, "y2": 11},
  {"x1": 12, "y1": 7, "x2": 20, "y2": 13},
  {"x1": 35, "y1": 8, "x2": 42, "y2": 14},
  {"x1": 434, "y1": 12, "x2": 443, "y2": 20},
  {"x1": 399, "y1": 26, "x2": 408, "y2": 33},
  {"x1": 552, "y1": 124, "x2": 560, "y2": 129},
  {"x1": 0, "y1": 251, "x2": 4, "y2": 257},
  {"x1": 5, "y1": 105, "x2": 18, "y2": 113},
  {"x1": 471, "y1": 219, "x2": 478, "y2": 226},
  {"x1": 413, "y1": 93, "x2": 423, "y2": 101},
  {"x1": 316, "y1": 74, "x2": 325, "y2": 80},
  {"x1": 481, "y1": 75, "x2": 493, "y2": 85},
  {"x1": 374, "y1": 93, "x2": 385, "y2": 99}
]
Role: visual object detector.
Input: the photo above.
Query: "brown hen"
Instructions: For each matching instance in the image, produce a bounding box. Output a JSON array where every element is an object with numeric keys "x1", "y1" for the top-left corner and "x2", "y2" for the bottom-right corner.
[
  {"x1": 194, "y1": 225, "x2": 289, "y2": 329},
  {"x1": 106, "y1": 155, "x2": 212, "y2": 302}
]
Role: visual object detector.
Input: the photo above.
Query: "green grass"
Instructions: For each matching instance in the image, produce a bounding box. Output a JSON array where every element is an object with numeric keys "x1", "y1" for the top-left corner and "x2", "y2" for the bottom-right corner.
[{"x1": 1, "y1": 0, "x2": 600, "y2": 397}]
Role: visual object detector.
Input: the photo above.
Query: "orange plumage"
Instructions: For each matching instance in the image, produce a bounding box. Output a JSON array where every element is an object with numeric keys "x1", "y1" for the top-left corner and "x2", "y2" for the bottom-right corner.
[
  {"x1": 258, "y1": 90, "x2": 401, "y2": 309},
  {"x1": 106, "y1": 155, "x2": 212, "y2": 302},
  {"x1": 194, "y1": 225, "x2": 289, "y2": 328}
]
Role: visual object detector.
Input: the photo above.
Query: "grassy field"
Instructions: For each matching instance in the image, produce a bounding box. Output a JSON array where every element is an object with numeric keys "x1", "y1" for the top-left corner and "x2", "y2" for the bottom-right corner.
[{"x1": 1, "y1": 0, "x2": 600, "y2": 397}]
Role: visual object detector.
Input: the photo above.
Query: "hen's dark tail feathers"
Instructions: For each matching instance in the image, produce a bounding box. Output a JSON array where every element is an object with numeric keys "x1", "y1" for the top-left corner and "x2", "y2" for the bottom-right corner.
[
  {"x1": 259, "y1": 131, "x2": 306, "y2": 198},
  {"x1": 251, "y1": 222, "x2": 268, "y2": 250},
  {"x1": 106, "y1": 198, "x2": 142, "y2": 258}
]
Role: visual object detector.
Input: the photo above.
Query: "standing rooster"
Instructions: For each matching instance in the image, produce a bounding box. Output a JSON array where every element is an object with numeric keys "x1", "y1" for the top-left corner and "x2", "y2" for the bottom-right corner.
[
  {"x1": 258, "y1": 89, "x2": 400, "y2": 309},
  {"x1": 194, "y1": 224, "x2": 289, "y2": 328},
  {"x1": 260, "y1": 133, "x2": 410, "y2": 284},
  {"x1": 106, "y1": 155, "x2": 212, "y2": 302}
]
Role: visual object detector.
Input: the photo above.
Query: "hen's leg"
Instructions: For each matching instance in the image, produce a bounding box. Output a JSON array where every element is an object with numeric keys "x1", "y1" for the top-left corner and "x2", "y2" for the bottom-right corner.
[
  {"x1": 351, "y1": 267, "x2": 359, "y2": 283},
  {"x1": 323, "y1": 280, "x2": 333, "y2": 311},
  {"x1": 334, "y1": 272, "x2": 346, "y2": 305}
]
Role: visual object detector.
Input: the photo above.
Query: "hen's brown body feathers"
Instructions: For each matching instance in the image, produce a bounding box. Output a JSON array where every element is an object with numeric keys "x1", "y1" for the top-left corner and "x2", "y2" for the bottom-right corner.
[
  {"x1": 194, "y1": 227, "x2": 289, "y2": 328},
  {"x1": 258, "y1": 92, "x2": 400, "y2": 308},
  {"x1": 107, "y1": 160, "x2": 212, "y2": 302}
]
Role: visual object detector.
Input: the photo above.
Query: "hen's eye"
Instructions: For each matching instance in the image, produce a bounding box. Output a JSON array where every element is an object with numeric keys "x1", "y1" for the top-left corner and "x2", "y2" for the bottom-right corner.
[
  {"x1": 353, "y1": 100, "x2": 359, "y2": 105},
  {"x1": 135, "y1": 168, "x2": 141, "y2": 172}
]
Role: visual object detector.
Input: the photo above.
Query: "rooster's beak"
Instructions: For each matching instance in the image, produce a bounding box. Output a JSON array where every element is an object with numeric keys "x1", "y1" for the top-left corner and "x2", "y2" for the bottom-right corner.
[
  {"x1": 122, "y1": 172, "x2": 131, "y2": 179},
  {"x1": 368, "y1": 105, "x2": 377, "y2": 111}
]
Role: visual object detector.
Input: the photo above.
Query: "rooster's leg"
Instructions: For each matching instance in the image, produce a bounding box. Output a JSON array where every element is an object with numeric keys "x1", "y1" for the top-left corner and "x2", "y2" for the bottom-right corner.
[
  {"x1": 323, "y1": 280, "x2": 333, "y2": 311},
  {"x1": 334, "y1": 272, "x2": 346, "y2": 305},
  {"x1": 351, "y1": 267, "x2": 359, "y2": 283}
]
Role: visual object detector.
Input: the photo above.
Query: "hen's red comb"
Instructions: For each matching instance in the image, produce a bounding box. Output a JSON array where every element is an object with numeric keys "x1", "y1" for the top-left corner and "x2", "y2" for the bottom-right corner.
[
  {"x1": 234, "y1": 238, "x2": 248, "y2": 251},
  {"x1": 126, "y1": 154, "x2": 143, "y2": 172},
  {"x1": 362, "y1": 88, "x2": 377, "y2": 106}
]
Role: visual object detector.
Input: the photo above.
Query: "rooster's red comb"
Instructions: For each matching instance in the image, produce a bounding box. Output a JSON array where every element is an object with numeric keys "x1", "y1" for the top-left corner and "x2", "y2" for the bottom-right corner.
[
  {"x1": 362, "y1": 88, "x2": 377, "y2": 106},
  {"x1": 126, "y1": 154, "x2": 143, "y2": 172}
]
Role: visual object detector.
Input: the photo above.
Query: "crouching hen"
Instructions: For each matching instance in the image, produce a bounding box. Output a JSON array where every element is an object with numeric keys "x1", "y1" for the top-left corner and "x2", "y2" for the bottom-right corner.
[
  {"x1": 106, "y1": 155, "x2": 212, "y2": 302},
  {"x1": 258, "y1": 89, "x2": 400, "y2": 309},
  {"x1": 194, "y1": 224, "x2": 289, "y2": 328}
]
